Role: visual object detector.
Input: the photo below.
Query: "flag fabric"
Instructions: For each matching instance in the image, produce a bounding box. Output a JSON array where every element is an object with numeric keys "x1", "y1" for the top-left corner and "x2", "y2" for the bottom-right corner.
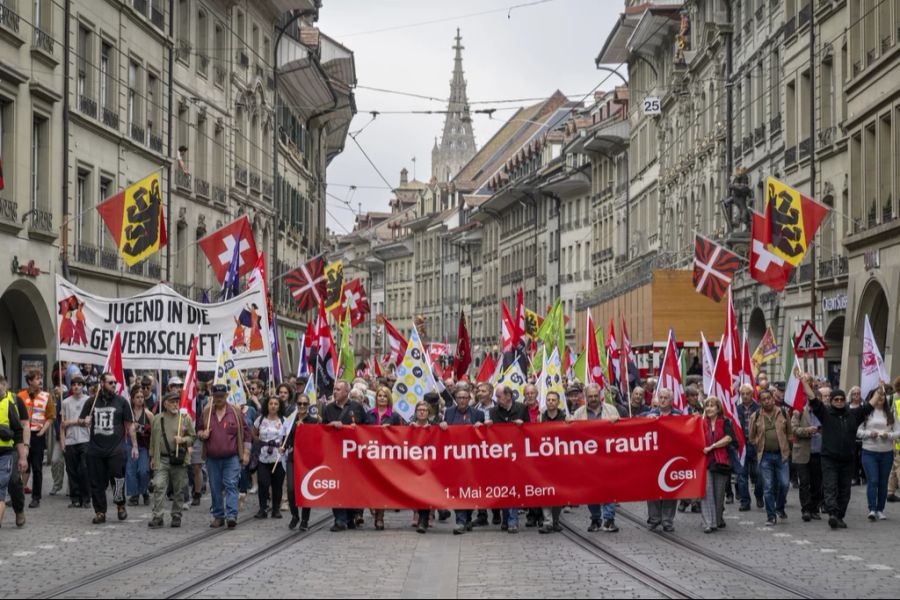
[
  {"x1": 95, "y1": 171, "x2": 167, "y2": 267},
  {"x1": 524, "y1": 308, "x2": 543, "y2": 339},
  {"x1": 764, "y1": 177, "x2": 830, "y2": 267},
  {"x1": 338, "y1": 315, "x2": 355, "y2": 382},
  {"x1": 700, "y1": 331, "x2": 716, "y2": 396},
  {"x1": 573, "y1": 350, "x2": 586, "y2": 382},
  {"x1": 739, "y1": 330, "x2": 756, "y2": 393},
  {"x1": 725, "y1": 288, "x2": 741, "y2": 379},
  {"x1": 392, "y1": 327, "x2": 438, "y2": 423},
  {"x1": 324, "y1": 261, "x2": 345, "y2": 313},
  {"x1": 861, "y1": 314, "x2": 890, "y2": 400},
  {"x1": 213, "y1": 337, "x2": 246, "y2": 406},
  {"x1": 475, "y1": 354, "x2": 496, "y2": 384},
  {"x1": 200, "y1": 289, "x2": 210, "y2": 304},
  {"x1": 379, "y1": 315, "x2": 408, "y2": 366},
  {"x1": 333, "y1": 279, "x2": 370, "y2": 326},
  {"x1": 301, "y1": 320, "x2": 317, "y2": 378},
  {"x1": 315, "y1": 301, "x2": 337, "y2": 399},
  {"x1": 621, "y1": 315, "x2": 635, "y2": 395},
  {"x1": 514, "y1": 288, "x2": 525, "y2": 349},
  {"x1": 296, "y1": 333, "x2": 310, "y2": 379},
  {"x1": 102, "y1": 329, "x2": 129, "y2": 400},
  {"x1": 301, "y1": 372, "x2": 319, "y2": 420},
  {"x1": 220, "y1": 230, "x2": 242, "y2": 301},
  {"x1": 750, "y1": 211, "x2": 793, "y2": 292},
  {"x1": 198, "y1": 216, "x2": 258, "y2": 284},
  {"x1": 585, "y1": 312, "x2": 606, "y2": 390},
  {"x1": 538, "y1": 347, "x2": 568, "y2": 414},
  {"x1": 606, "y1": 319, "x2": 621, "y2": 390},
  {"x1": 247, "y1": 252, "x2": 267, "y2": 291},
  {"x1": 751, "y1": 326, "x2": 779, "y2": 373},
  {"x1": 710, "y1": 335, "x2": 745, "y2": 464},
  {"x1": 269, "y1": 310, "x2": 282, "y2": 384},
  {"x1": 784, "y1": 338, "x2": 805, "y2": 412},
  {"x1": 692, "y1": 235, "x2": 742, "y2": 302},
  {"x1": 501, "y1": 301, "x2": 515, "y2": 353},
  {"x1": 494, "y1": 362, "x2": 528, "y2": 403},
  {"x1": 655, "y1": 329, "x2": 685, "y2": 412},
  {"x1": 284, "y1": 256, "x2": 327, "y2": 312},
  {"x1": 373, "y1": 356, "x2": 383, "y2": 378},
  {"x1": 490, "y1": 353, "x2": 504, "y2": 385},
  {"x1": 179, "y1": 333, "x2": 199, "y2": 419},
  {"x1": 454, "y1": 311, "x2": 472, "y2": 380},
  {"x1": 562, "y1": 346, "x2": 572, "y2": 378}
]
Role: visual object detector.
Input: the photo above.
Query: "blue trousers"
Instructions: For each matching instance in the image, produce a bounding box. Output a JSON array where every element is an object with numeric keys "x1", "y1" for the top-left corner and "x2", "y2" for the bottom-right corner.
[
  {"x1": 736, "y1": 445, "x2": 763, "y2": 507},
  {"x1": 759, "y1": 451, "x2": 789, "y2": 519},
  {"x1": 206, "y1": 455, "x2": 240, "y2": 519},
  {"x1": 862, "y1": 449, "x2": 894, "y2": 512},
  {"x1": 125, "y1": 442, "x2": 150, "y2": 497},
  {"x1": 588, "y1": 503, "x2": 616, "y2": 521}
]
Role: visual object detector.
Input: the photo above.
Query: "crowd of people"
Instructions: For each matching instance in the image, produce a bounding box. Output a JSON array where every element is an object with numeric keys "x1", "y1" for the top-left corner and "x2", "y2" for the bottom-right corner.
[{"x1": 1, "y1": 362, "x2": 899, "y2": 538}]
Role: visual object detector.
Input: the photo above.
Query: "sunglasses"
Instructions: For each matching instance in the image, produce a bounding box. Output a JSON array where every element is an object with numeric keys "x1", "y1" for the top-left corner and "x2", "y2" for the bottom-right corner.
[
  {"x1": 298, "y1": 401, "x2": 310, "y2": 406},
  {"x1": 105, "y1": 380, "x2": 117, "y2": 385}
]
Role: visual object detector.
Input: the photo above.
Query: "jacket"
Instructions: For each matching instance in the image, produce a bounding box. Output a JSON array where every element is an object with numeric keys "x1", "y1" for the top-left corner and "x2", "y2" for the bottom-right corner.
[
  {"x1": 573, "y1": 403, "x2": 619, "y2": 421},
  {"x1": 149, "y1": 411, "x2": 196, "y2": 468},
  {"x1": 790, "y1": 405, "x2": 820, "y2": 464},
  {"x1": 810, "y1": 397, "x2": 874, "y2": 461},
  {"x1": 748, "y1": 407, "x2": 792, "y2": 461}
]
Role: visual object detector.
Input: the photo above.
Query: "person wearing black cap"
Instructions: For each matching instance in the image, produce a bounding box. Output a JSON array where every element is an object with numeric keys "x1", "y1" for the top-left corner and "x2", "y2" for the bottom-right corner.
[{"x1": 802, "y1": 374, "x2": 875, "y2": 528}]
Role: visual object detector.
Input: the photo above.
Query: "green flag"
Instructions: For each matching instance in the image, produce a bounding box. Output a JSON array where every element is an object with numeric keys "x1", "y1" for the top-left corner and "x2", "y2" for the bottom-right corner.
[
  {"x1": 530, "y1": 344, "x2": 545, "y2": 376},
  {"x1": 338, "y1": 315, "x2": 355, "y2": 382},
  {"x1": 555, "y1": 301, "x2": 566, "y2": 356},
  {"x1": 573, "y1": 350, "x2": 586, "y2": 382}
]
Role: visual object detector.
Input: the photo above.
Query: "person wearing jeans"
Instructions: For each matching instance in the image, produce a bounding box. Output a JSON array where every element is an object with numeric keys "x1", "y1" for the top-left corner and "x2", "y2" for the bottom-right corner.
[
  {"x1": 576, "y1": 384, "x2": 620, "y2": 533},
  {"x1": 198, "y1": 385, "x2": 251, "y2": 529},
  {"x1": 748, "y1": 389, "x2": 792, "y2": 525},
  {"x1": 736, "y1": 386, "x2": 763, "y2": 511},
  {"x1": 439, "y1": 386, "x2": 484, "y2": 535},
  {"x1": 857, "y1": 387, "x2": 900, "y2": 520}
]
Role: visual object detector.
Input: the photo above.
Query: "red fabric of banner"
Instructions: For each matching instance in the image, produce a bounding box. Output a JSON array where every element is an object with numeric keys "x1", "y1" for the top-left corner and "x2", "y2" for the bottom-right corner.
[{"x1": 294, "y1": 417, "x2": 706, "y2": 509}]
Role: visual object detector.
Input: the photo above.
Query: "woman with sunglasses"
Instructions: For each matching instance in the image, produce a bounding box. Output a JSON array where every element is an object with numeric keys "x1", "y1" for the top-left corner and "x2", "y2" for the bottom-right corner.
[
  {"x1": 367, "y1": 386, "x2": 401, "y2": 530},
  {"x1": 284, "y1": 393, "x2": 319, "y2": 531}
]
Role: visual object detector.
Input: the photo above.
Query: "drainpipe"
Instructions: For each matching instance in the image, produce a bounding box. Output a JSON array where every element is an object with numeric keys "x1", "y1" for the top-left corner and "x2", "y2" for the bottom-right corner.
[
  {"x1": 165, "y1": 0, "x2": 174, "y2": 281},
  {"x1": 724, "y1": 0, "x2": 734, "y2": 199},
  {"x1": 61, "y1": 0, "x2": 71, "y2": 279}
]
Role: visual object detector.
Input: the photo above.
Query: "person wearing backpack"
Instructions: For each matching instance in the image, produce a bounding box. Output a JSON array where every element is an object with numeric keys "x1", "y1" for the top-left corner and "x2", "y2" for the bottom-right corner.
[
  {"x1": 252, "y1": 395, "x2": 286, "y2": 519},
  {"x1": 148, "y1": 392, "x2": 195, "y2": 528},
  {"x1": 748, "y1": 389, "x2": 792, "y2": 526}
]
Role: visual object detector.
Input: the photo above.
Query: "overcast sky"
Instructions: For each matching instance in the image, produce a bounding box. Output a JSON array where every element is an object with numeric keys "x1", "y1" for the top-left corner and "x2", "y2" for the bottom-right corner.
[{"x1": 317, "y1": 0, "x2": 620, "y2": 234}]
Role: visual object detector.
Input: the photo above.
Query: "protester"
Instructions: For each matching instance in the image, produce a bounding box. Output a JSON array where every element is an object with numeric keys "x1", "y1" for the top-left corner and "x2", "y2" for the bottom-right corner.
[
  {"x1": 276, "y1": 383, "x2": 296, "y2": 416},
  {"x1": 126, "y1": 385, "x2": 153, "y2": 506},
  {"x1": 0, "y1": 375, "x2": 26, "y2": 528},
  {"x1": 792, "y1": 397, "x2": 824, "y2": 522},
  {"x1": 575, "y1": 383, "x2": 620, "y2": 533},
  {"x1": 678, "y1": 384, "x2": 704, "y2": 514},
  {"x1": 1, "y1": 375, "x2": 28, "y2": 527},
  {"x1": 523, "y1": 384, "x2": 540, "y2": 423},
  {"x1": 60, "y1": 375, "x2": 91, "y2": 508},
  {"x1": 627, "y1": 387, "x2": 646, "y2": 417},
  {"x1": 189, "y1": 380, "x2": 209, "y2": 506},
  {"x1": 252, "y1": 396, "x2": 286, "y2": 519},
  {"x1": 537, "y1": 390, "x2": 570, "y2": 534},
  {"x1": 857, "y1": 387, "x2": 900, "y2": 521},
  {"x1": 19, "y1": 370, "x2": 55, "y2": 509},
  {"x1": 802, "y1": 375, "x2": 875, "y2": 529},
  {"x1": 148, "y1": 392, "x2": 195, "y2": 528},
  {"x1": 700, "y1": 396, "x2": 735, "y2": 533},
  {"x1": 284, "y1": 393, "x2": 319, "y2": 531},
  {"x1": 323, "y1": 380, "x2": 368, "y2": 531},
  {"x1": 440, "y1": 386, "x2": 484, "y2": 534},
  {"x1": 472, "y1": 381, "x2": 501, "y2": 527},
  {"x1": 736, "y1": 384, "x2": 763, "y2": 511},
  {"x1": 410, "y1": 400, "x2": 434, "y2": 533},
  {"x1": 80, "y1": 373, "x2": 137, "y2": 524},
  {"x1": 486, "y1": 384, "x2": 530, "y2": 533},
  {"x1": 848, "y1": 386, "x2": 866, "y2": 485},
  {"x1": 888, "y1": 378, "x2": 900, "y2": 503},
  {"x1": 198, "y1": 384, "x2": 251, "y2": 529},
  {"x1": 748, "y1": 389, "x2": 791, "y2": 526},
  {"x1": 642, "y1": 388, "x2": 681, "y2": 531}
]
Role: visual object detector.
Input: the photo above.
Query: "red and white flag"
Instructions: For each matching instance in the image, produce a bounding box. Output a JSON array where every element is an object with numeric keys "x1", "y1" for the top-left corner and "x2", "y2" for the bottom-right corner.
[
  {"x1": 621, "y1": 314, "x2": 635, "y2": 396},
  {"x1": 711, "y1": 335, "x2": 745, "y2": 463},
  {"x1": 514, "y1": 288, "x2": 526, "y2": 349},
  {"x1": 739, "y1": 330, "x2": 756, "y2": 400},
  {"x1": 655, "y1": 329, "x2": 685, "y2": 412},
  {"x1": 102, "y1": 329, "x2": 129, "y2": 400},
  {"x1": 585, "y1": 312, "x2": 606, "y2": 390},
  {"x1": 379, "y1": 315, "x2": 408, "y2": 367},
  {"x1": 501, "y1": 301, "x2": 515, "y2": 353},
  {"x1": 179, "y1": 333, "x2": 199, "y2": 419},
  {"x1": 333, "y1": 279, "x2": 370, "y2": 326},
  {"x1": 606, "y1": 319, "x2": 621, "y2": 388},
  {"x1": 784, "y1": 338, "x2": 805, "y2": 412},
  {"x1": 750, "y1": 212, "x2": 793, "y2": 292},
  {"x1": 861, "y1": 314, "x2": 890, "y2": 400},
  {"x1": 475, "y1": 353, "x2": 496, "y2": 384},
  {"x1": 198, "y1": 216, "x2": 259, "y2": 284},
  {"x1": 700, "y1": 331, "x2": 716, "y2": 396},
  {"x1": 692, "y1": 235, "x2": 742, "y2": 302},
  {"x1": 247, "y1": 252, "x2": 267, "y2": 291},
  {"x1": 284, "y1": 256, "x2": 327, "y2": 313}
]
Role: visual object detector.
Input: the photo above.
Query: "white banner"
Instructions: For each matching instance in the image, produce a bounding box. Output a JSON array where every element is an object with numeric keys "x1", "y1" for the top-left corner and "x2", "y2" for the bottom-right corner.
[{"x1": 55, "y1": 275, "x2": 271, "y2": 371}]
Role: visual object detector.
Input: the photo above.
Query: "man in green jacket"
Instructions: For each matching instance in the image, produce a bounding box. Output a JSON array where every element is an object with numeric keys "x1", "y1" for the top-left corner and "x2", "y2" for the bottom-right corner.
[{"x1": 148, "y1": 392, "x2": 195, "y2": 528}]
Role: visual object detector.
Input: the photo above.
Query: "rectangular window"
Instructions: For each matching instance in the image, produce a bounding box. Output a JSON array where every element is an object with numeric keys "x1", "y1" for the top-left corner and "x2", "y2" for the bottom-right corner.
[
  {"x1": 0, "y1": 99, "x2": 12, "y2": 193},
  {"x1": 821, "y1": 58, "x2": 833, "y2": 131},
  {"x1": 197, "y1": 10, "x2": 208, "y2": 76},
  {"x1": 799, "y1": 70, "x2": 811, "y2": 142},
  {"x1": 878, "y1": 114, "x2": 892, "y2": 222},
  {"x1": 128, "y1": 61, "x2": 138, "y2": 128},
  {"x1": 77, "y1": 26, "x2": 90, "y2": 100},
  {"x1": 100, "y1": 41, "x2": 113, "y2": 109},
  {"x1": 195, "y1": 116, "x2": 207, "y2": 184},
  {"x1": 31, "y1": 116, "x2": 48, "y2": 212},
  {"x1": 147, "y1": 72, "x2": 159, "y2": 142},
  {"x1": 98, "y1": 178, "x2": 111, "y2": 248},
  {"x1": 786, "y1": 80, "x2": 796, "y2": 148},
  {"x1": 214, "y1": 23, "x2": 225, "y2": 84},
  {"x1": 75, "y1": 171, "x2": 88, "y2": 248}
]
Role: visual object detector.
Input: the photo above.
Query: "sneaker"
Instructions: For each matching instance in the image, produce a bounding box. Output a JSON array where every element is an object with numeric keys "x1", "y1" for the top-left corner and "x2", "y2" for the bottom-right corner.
[
  {"x1": 704, "y1": 527, "x2": 715, "y2": 533},
  {"x1": 453, "y1": 524, "x2": 466, "y2": 535},
  {"x1": 148, "y1": 517, "x2": 164, "y2": 529},
  {"x1": 271, "y1": 510, "x2": 283, "y2": 519},
  {"x1": 117, "y1": 506, "x2": 128, "y2": 521},
  {"x1": 647, "y1": 522, "x2": 660, "y2": 531},
  {"x1": 765, "y1": 518, "x2": 776, "y2": 526},
  {"x1": 507, "y1": 525, "x2": 519, "y2": 534},
  {"x1": 127, "y1": 496, "x2": 139, "y2": 506},
  {"x1": 602, "y1": 519, "x2": 619, "y2": 533},
  {"x1": 756, "y1": 498, "x2": 764, "y2": 508},
  {"x1": 492, "y1": 513, "x2": 502, "y2": 525},
  {"x1": 739, "y1": 505, "x2": 751, "y2": 512},
  {"x1": 182, "y1": 502, "x2": 191, "y2": 510},
  {"x1": 416, "y1": 524, "x2": 427, "y2": 534},
  {"x1": 170, "y1": 516, "x2": 181, "y2": 528},
  {"x1": 877, "y1": 511, "x2": 887, "y2": 520},
  {"x1": 828, "y1": 515, "x2": 838, "y2": 529},
  {"x1": 474, "y1": 516, "x2": 488, "y2": 527},
  {"x1": 810, "y1": 512, "x2": 822, "y2": 520},
  {"x1": 836, "y1": 518, "x2": 847, "y2": 529},
  {"x1": 438, "y1": 510, "x2": 451, "y2": 522},
  {"x1": 28, "y1": 499, "x2": 40, "y2": 508},
  {"x1": 92, "y1": 512, "x2": 106, "y2": 525},
  {"x1": 677, "y1": 501, "x2": 687, "y2": 513},
  {"x1": 330, "y1": 523, "x2": 347, "y2": 532},
  {"x1": 725, "y1": 495, "x2": 734, "y2": 505},
  {"x1": 777, "y1": 511, "x2": 788, "y2": 520},
  {"x1": 226, "y1": 519, "x2": 237, "y2": 529},
  {"x1": 248, "y1": 485, "x2": 258, "y2": 494},
  {"x1": 299, "y1": 521, "x2": 309, "y2": 531},
  {"x1": 552, "y1": 522, "x2": 563, "y2": 532},
  {"x1": 802, "y1": 512, "x2": 811, "y2": 522},
  {"x1": 538, "y1": 524, "x2": 555, "y2": 534},
  {"x1": 15, "y1": 512, "x2": 25, "y2": 527},
  {"x1": 210, "y1": 518, "x2": 225, "y2": 528},
  {"x1": 868, "y1": 511, "x2": 877, "y2": 522},
  {"x1": 143, "y1": 493, "x2": 150, "y2": 506},
  {"x1": 254, "y1": 510, "x2": 268, "y2": 519},
  {"x1": 662, "y1": 525, "x2": 674, "y2": 532},
  {"x1": 690, "y1": 502, "x2": 701, "y2": 513},
  {"x1": 289, "y1": 516, "x2": 300, "y2": 530},
  {"x1": 500, "y1": 523, "x2": 508, "y2": 531},
  {"x1": 587, "y1": 519, "x2": 601, "y2": 532},
  {"x1": 887, "y1": 494, "x2": 899, "y2": 503},
  {"x1": 465, "y1": 520, "x2": 474, "y2": 531}
]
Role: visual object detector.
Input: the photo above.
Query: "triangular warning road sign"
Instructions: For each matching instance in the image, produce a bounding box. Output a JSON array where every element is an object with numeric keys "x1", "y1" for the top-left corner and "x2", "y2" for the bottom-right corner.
[{"x1": 795, "y1": 320, "x2": 827, "y2": 357}]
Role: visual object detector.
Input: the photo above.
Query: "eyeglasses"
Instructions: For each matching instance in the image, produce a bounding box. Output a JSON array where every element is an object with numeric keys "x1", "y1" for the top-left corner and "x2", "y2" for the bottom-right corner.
[
  {"x1": 105, "y1": 380, "x2": 117, "y2": 385},
  {"x1": 298, "y1": 402, "x2": 310, "y2": 407}
]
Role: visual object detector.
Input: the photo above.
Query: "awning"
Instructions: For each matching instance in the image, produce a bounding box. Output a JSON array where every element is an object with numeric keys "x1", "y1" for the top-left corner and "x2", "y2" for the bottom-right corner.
[
  {"x1": 276, "y1": 36, "x2": 335, "y2": 122},
  {"x1": 584, "y1": 120, "x2": 630, "y2": 154},
  {"x1": 320, "y1": 33, "x2": 356, "y2": 90},
  {"x1": 628, "y1": 8, "x2": 682, "y2": 57},
  {"x1": 596, "y1": 2, "x2": 683, "y2": 65}
]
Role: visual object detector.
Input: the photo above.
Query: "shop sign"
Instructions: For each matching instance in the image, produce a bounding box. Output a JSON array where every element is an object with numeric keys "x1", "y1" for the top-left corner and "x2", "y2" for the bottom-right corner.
[
  {"x1": 822, "y1": 294, "x2": 848, "y2": 313},
  {"x1": 11, "y1": 256, "x2": 45, "y2": 277}
]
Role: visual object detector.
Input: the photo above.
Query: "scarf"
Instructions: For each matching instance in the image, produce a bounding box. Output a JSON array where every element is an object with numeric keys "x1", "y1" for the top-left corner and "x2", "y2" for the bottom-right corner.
[{"x1": 704, "y1": 417, "x2": 729, "y2": 468}]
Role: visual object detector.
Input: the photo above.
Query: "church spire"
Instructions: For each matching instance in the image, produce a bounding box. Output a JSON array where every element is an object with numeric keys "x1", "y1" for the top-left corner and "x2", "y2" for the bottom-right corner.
[{"x1": 432, "y1": 28, "x2": 476, "y2": 184}]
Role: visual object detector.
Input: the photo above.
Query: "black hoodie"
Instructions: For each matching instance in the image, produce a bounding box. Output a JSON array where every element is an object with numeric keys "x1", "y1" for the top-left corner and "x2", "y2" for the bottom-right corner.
[{"x1": 809, "y1": 396, "x2": 873, "y2": 461}]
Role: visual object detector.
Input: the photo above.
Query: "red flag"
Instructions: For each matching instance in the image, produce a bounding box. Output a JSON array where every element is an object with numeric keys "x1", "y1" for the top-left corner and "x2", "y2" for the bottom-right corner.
[
  {"x1": 740, "y1": 329, "x2": 757, "y2": 400},
  {"x1": 372, "y1": 356, "x2": 383, "y2": 378},
  {"x1": 563, "y1": 346, "x2": 572, "y2": 376},
  {"x1": 283, "y1": 256, "x2": 327, "y2": 312},
  {"x1": 179, "y1": 334, "x2": 198, "y2": 419},
  {"x1": 247, "y1": 251, "x2": 267, "y2": 291},
  {"x1": 102, "y1": 330, "x2": 129, "y2": 400},
  {"x1": 750, "y1": 212, "x2": 793, "y2": 292},
  {"x1": 379, "y1": 315, "x2": 408, "y2": 367},
  {"x1": 585, "y1": 312, "x2": 605, "y2": 389},
  {"x1": 692, "y1": 235, "x2": 742, "y2": 302},
  {"x1": 513, "y1": 288, "x2": 525, "y2": 349},
  {"x1": 621, "y1": 313, "x2": 635, "y2": 396},
  {"x1": 333, "y1": 279, "x2": 370, "y2": 326},
  {"x1": 606, "y1": 319, "x2": 621, "y2": 387},
  {"x1": 198, "y1": 216, "x2": 259, "y2": 284},
  {"x1": 501, "y1": 301, "x2": 515, "y2": 353},
  {"x1": 655, "y1": 329, "x2": 685, "y2": 412},
  {"x1": 711, "y1": 335, "x2": 746, "y2": 463},
  {"x1": 454, "y1": 311, "x2": 472, "y2": 380},
  {"x1": 475, "y1": 354, "x2": 496, "y2": 384},
  {"x1": 725, "y1": 287, "x2": 740, "y2": 383}
]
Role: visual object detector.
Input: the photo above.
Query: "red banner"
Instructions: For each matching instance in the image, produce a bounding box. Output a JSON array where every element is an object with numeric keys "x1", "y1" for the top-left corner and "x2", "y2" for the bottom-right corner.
[{"x1": 294, "y1": 417, "x2": 707, "y2": 509}]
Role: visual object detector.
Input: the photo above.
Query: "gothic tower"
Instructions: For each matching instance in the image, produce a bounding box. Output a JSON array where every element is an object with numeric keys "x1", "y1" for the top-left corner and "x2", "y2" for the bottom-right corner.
[{"x1": 432, "y1": 29, "x2": 476, "y2": 183}]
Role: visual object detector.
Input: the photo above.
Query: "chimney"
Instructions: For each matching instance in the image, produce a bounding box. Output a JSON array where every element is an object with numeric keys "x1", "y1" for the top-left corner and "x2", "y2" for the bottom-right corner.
[{"x1": 400, "y1": 168, "x2": 408, "y2": 185}]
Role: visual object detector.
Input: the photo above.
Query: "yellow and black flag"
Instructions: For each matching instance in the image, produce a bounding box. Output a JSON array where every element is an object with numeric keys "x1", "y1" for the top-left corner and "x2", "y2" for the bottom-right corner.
[
  {"x1": 96, "y1": 172, "x2": 167, "y2": 267},
  {"x1": 324, "y1": 260, "x2": 345, "y2": 313}
]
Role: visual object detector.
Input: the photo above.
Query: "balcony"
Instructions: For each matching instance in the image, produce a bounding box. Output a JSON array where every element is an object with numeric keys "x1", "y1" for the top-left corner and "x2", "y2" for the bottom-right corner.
[
  {"x1": 784, "y1": 146, "x2": 797, "y2": 167},
  {"x1": 73, "y1": 242, "x2": 98, "y2": 267},
  {"x1": 818, "y1": 256, "x2": 849, "y2": 279},
  {"x1": 524, "y1": 265, "x2": 536, "y2": 279},
  {"x1": 99, "y1": 247, "x2": 118, "y2": 270},
  {"x1": 102, "y1": 107, "x2": 119, "y2": 129},
  {"x1": 129, "y1": 122, "x2": 144, "y2": 144},
  {"x1": 0, "y1": 3, "x2": 20, "y2": 35},
  {"x1": 769, "y1": 114, "x2": 782, "y2": 136},
  {"x1": 0, "y1": 197, "x2": 19, "y2": 233},
  {"x1": 195, "y1": 177, "x2": 210, "y2": 199},
  {"x1": 28, "y1": 208, "x2": 54, "y2": 240},
  {"x1": 32, "y1": 28, "x2": 53, "y2": 55},
  {"x1": 799, "y1": 136, "x2": 812, "y2": 159},
  {"x1": 79, "y1": 95, "x2": 97, "y2": 118},
  {"x1": 213, "y1": 186, "x2": 227, "y2": 205},
  {"x1": 148, "y1": 132, "x2": 163, "y2": 153},
  {"x1": 175, "y1": 170, "x2": 192, "y2": 192},
  {"x1": 235, "y1": 164, "x2": 248, "y2": 186}
]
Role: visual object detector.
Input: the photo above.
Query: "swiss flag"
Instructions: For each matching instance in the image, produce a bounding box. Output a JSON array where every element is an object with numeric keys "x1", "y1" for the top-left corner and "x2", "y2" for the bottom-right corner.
[
  {"x1": 750, "y1": 212, "x2": 793, "y2": 292},
  {"x1": 198, "y1": 216, "x2": 259, "y2": 284},
  {"x1": 102, "y1": 330, "x2": 129, "y2": 401},
  {"x1": 711, "y1": 334, "x2": 746, "y2": 463},
  {"x1": 333, "y1": 279, "x2": 370, "y2": 326}
]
